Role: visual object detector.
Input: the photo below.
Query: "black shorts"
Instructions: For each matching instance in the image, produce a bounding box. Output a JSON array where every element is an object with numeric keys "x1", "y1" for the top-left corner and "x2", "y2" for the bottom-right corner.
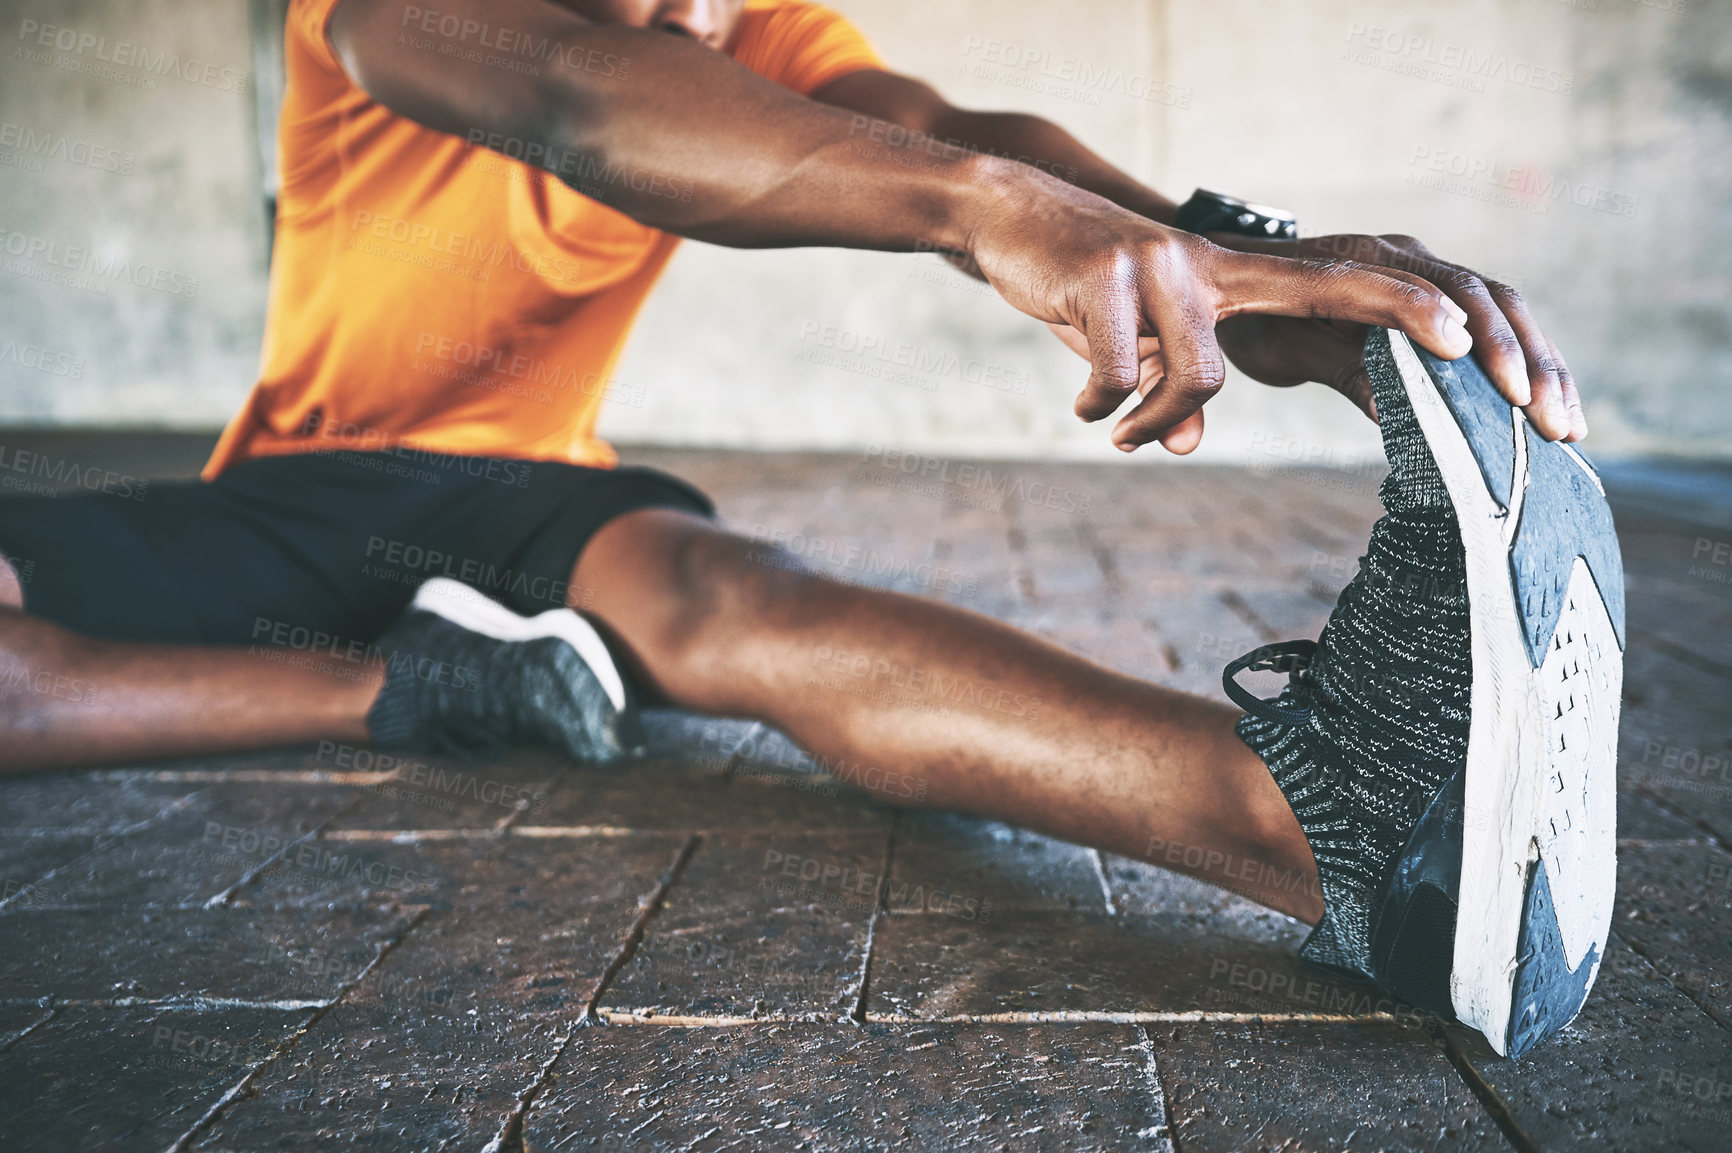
[{"x1": 0, "y1": 450, "x2": 712, "y2": 646}]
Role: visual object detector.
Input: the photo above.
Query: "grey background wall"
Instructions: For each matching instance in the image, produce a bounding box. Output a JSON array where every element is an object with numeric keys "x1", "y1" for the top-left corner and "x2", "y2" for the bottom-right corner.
[{"x1": 1, "y1": 0, "x2": 1727, "y2": 466}]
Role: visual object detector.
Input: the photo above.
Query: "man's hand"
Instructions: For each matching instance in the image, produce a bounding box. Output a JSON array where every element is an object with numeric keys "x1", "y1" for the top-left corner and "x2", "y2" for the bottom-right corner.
[
  {"x1": 1214, "y1": 233, "x2": 1583, "y2": 443},
  {"x1": 964, "y1": 172, "x2": 1472, "y2": 454}
]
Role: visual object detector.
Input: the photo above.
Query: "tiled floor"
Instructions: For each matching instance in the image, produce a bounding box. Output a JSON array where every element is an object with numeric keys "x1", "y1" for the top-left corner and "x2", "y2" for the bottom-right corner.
[{"x1": 1, "y1": 436, "x2": 1728, "y2": 1151}]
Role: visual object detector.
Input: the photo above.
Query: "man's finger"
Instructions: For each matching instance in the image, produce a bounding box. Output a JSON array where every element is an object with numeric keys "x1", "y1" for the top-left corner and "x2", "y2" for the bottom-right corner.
[
  {"x1": 1484, "y1": 280, "x2": 1570, "y2": 441},
  {"x1": 1402, "y1": 263, "x2": 1533, "y2": 409},
  {"x1": 1109, "y1": 284, "x2": 1224, "y2": 452},
  {"x1": 1547, "y1": 334, "x2": 1587, "y2": 442},
  {"x1": 1211, "y1": 250, "x2": 1472, "y2": 362},
  {"x1": 1072, "y1": 296, "x2": 1144, "y2": 423}
]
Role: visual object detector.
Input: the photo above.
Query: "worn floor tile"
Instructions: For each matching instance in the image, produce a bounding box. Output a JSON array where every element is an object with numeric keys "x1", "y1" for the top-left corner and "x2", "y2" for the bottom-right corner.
[
  {"x1": 1098, "y1": 853, "x2": 1307, "y2": 938},
  {"x1": 188, "y1": 1001, "x2": 566, "y2": 1152},
  {"x1": 0, "y1": 833, "x2": 115, "y2": 908},
  {"x1": 1446, "y1": 936, "x2": 1732, "y2": 1153},
  {"x1": 325, "y1": 746, "x2": 558, "y2": 831},
  {"x1": 337, "y1": 834, "x2": 694, "y2": 1017},
  {"x1": 602, "y1": 831, "x2": 885, "y2": 1020},
  {"x1": 868, "y1": 910, "x2": 1358, "y2": 1021},
  {"x1": 0, "y1": 1005, "x2": 309, "y2": 1152},
  {"x1": 889, "y1": 813, "x2": 1107, "y2": 916},
  {"x1": 1612, "y1": 842, "x2": 1732, "y2": 1028},
  {"x1": 17, "y1": 784, "x2": 356, "y2": 910},
  {"x1": 236, "y1": 824, "x2": 690, "y2": 920},
  {"x1": 1146, "y1": 1020, "x2": 1512, "y2": 1152},
  {"x1": 0, "y1": 905, "x2": 414, "y2": 1005},
  {"x1": 524, "y1": 1022, "x2": 1172, "y2": 1152},
  {"x1": 0, "y1": 773, "x2": 197, "y2": 834},
  {"x1": 527, "y1": 757, "x2": 895, "y2": 834}
]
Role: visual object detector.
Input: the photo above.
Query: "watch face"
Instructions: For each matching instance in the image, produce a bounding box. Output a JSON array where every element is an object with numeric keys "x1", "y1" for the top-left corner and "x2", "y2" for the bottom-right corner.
[
  {"x1": 1181, "y1": 190, "x2": 1298, "y2": 238},
  {"x1": 1242, "y1": 201, "x2": 1298, "y2": 224}
]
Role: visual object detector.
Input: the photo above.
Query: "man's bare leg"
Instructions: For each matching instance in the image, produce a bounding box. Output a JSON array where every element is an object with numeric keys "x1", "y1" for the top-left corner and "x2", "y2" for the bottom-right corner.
[
  {"x1": 573, "y1": 510, "x2": 1321, "y2": 922},
  {"x1": 0, "y1": 553, "x2": 377, "y2": 771},
  {"x1": 0, "y1": 524, "x2": 1317, "y2": 921}
]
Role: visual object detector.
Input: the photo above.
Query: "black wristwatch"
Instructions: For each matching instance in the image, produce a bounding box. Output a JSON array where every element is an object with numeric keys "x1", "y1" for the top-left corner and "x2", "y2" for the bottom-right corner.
[{"x1": 1174, "y1": 188, "x2": 1298, "y2": 240}]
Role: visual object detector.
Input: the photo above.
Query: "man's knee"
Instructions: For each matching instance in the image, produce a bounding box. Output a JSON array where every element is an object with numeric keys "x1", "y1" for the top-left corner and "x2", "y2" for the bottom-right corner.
[
  {"x1": 576, "y1": 511, "x2": 833, "y2": 681},
  {"x1": 653, "y1": 529, "x2": 831, "y2": 664},
  {"x1": 0, "y1": 552, "x2": 25, "y2": 612}
]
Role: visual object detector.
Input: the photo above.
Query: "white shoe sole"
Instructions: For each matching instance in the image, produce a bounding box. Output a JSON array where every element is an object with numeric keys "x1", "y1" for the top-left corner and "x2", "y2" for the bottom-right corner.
[
  {"x1": 410, "y1": 576, "x2": 628, "y2": 713},
  {"x1": 1387, "y1": 332, "x2": 1623, "y2": 1056}
]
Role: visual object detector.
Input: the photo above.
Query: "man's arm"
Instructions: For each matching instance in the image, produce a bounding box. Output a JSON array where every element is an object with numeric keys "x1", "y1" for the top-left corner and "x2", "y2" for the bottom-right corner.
[
  {"x1": 808, "y1": 70, "x2": 1177, "y2": 228},
  {"x1": 808, "y1": 69, "x2": 1582, "y2": 442},
  {"x1": 329, "y1": 0, "x2": 1471, "y2": 452}
]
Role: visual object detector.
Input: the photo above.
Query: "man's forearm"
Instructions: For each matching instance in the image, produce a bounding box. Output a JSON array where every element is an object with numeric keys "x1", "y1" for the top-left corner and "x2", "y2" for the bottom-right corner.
[
  {"x1": 920, "y1": 108, "x2": 1178, "y2": 228},
  {"x1": 333, "y1": 0, "x2": 1053, "y2": 255}
]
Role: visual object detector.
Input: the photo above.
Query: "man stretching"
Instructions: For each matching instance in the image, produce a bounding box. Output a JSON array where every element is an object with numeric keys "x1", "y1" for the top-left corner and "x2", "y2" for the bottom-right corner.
[{"x1": 0, "y1": 0, "x2": 1622, "y2": 1057}]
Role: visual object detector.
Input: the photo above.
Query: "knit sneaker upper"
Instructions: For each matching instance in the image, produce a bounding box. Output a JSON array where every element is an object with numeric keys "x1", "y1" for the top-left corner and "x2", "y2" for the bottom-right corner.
[
  {"x1": 1233, "y1": 330, "x2": 1473, "y2": 980},
  {"x1": 367, "y1": 602, "x2": 635, "y2": 764}
]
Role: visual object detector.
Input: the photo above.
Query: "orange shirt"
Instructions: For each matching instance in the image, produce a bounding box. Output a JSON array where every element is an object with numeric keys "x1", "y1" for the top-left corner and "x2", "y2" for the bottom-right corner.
[{"x1": 203, "y1": 0, "x2": 882, "y2": 479}]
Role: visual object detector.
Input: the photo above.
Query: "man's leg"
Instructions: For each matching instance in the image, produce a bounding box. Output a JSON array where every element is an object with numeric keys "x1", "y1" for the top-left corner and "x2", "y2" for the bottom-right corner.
[
  {"x1": 1, "y1": 519, "x2": 1317, "y2": 922},
  {"x1": 0, "y1": 552, "x2": 377, "y2": 771},
  {"x1": 572, "y1": 510, "x2": 1321, "y2": 921}
]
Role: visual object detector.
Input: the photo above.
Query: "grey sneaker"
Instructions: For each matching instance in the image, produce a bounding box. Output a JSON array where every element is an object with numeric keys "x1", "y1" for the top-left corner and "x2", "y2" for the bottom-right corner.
[
  {"x1": 367, "y1": 577, "x2": 642, "y2": 763},
  {"x1": 1225, "y1": 327, "x2": 1624, "y2": 1057}
]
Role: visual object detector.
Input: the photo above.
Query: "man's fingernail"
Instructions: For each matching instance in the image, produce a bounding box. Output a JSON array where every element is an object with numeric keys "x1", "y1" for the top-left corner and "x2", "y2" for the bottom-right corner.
[
  {"x1": 1441, "y1": 316, "x2": 1469, "y2": 348},
  {"x1": 1116, "y1": 441, "x2": 1137, "y2": 454},
  {"x1": 1442, "y1": 297, "x2": 1468, "y2": 323}
]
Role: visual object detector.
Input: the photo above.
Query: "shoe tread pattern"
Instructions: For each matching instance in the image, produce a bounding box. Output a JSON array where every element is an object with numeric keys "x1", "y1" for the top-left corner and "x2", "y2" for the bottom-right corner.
[
  {"x1": 1510, "y1": 425, "x2": 1627, "y2": 666},
  {"x1": 1506, "y1": 857, "x2": 1600, "y2": 1058}
]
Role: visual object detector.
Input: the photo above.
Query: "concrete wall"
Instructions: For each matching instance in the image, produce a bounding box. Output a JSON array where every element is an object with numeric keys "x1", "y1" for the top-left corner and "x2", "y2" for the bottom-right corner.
[
  {"x1": 1, "y1": 0, "x2": 1728, "y2": 465},
  {"x1": 0, "y1": 0, "x2": 270, "y2": 426}
]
